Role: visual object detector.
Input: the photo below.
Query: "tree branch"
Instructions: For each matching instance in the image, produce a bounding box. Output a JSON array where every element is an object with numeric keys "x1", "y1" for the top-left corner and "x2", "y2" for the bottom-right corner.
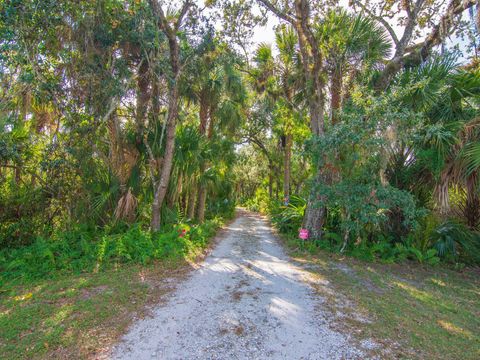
[
  {"x1": 149, "y1": 0, "x2": 191, "y2": 39},
  {"x1": 394, "y1": 0, "x2": 426, "y2": 57},
  {"x1": 1, "y1": 165, "x2": 54, "y2": 193},
  {"x1": 352, "y1": 0, "x2": 400, "y2": 47},
  {"x1": 244, "y1": 134, "x2": 272, "y2": 163},
  {"x1": 375, "y1": 0, "x2": 476, "y2": 90},
  {"x1": 175, "y1": 0, "x2": 193, "y2": 31},
  {"x1": 257, "y1": 0, "x2": 296, "y2": 24},
  {"x1": 415, "y1": 0, "x2": 477, "y2": 59}
]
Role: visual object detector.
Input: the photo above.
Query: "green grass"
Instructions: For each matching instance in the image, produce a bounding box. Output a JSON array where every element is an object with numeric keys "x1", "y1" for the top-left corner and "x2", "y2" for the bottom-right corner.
[
  {"x1": 1, "y1": 263, "x2": 168, "y2": 358},
  {"x1": 0, "y1": 217, "x2": 229, "y2": 359},
  {"x1": 285, "y1": 238, "x2": 480, "y2": 359}
]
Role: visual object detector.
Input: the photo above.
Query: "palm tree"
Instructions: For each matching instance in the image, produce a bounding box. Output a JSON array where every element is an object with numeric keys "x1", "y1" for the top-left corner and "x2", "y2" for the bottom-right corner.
[
  {"x1": 249, "y1": 35, "x2": 304, "y2": 203},
  {"x1": 183, "y1": 36, "x2": 246, "y2": 222},
  {"x1": 148, "y1": 0, "x2": 193, "y2": 231},
  {"x1": 386, "y1": 57, "x2": 480, "y2": 229},
  {"x1": 300, "y1": 11, "x2": 392, "y2": 240},
  {"x1": 168, "y1": 125, "x2": 203, "y2": 217},
  {"x1": 315, "y1": 9, "x2": 391, "y2": 125},
  {"x1": 275, "y1": 25, "x2": 302, "y2": 202},
  {"x1": 433, "y1": 67, "x2": 480, "y2": 229}
]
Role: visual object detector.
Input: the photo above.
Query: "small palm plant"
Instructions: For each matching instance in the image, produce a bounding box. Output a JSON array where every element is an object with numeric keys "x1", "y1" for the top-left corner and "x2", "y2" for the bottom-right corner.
[
  {"x1": 274, "y1": 195, "x2": 306, "y2": 233},
  {"x1": 429, "y1": 220, "x2": 474, "y2": 259}
]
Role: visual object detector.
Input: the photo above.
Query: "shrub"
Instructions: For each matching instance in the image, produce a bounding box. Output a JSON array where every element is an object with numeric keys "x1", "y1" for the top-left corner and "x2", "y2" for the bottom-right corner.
[
  {"x1": 270, "y1": 195, "x2": 306, "y2": 234},
  {"x1": 244, "y1": 187, "x2": 270, "y2": 213},
  {"x1": 0, "y1": 218, "x2": 223, "y2": 284},
  {"x1": 429, "y1": 220, "x2": 480, "y2": 263}
]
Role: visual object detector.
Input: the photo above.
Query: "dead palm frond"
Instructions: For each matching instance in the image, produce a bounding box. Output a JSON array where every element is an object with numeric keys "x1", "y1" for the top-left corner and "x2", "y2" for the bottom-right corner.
[
  {"x1": 107, "y1": 116, "x2": 140, "y2": 222},
  {"x1": 435, "y1": 118, "x2": 480, "y2": 228},
  {"x1": 114, "y1": 187, "x2": 138, "y2": 222}
]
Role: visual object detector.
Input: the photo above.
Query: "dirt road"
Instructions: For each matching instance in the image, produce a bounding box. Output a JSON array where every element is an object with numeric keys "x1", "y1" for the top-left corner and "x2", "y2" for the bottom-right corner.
[{"x1": 111, "y1": 211, "x2": 369, "y2": 359}]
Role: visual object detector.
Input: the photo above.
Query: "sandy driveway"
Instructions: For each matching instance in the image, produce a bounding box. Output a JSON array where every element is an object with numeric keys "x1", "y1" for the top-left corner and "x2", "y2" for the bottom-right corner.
[{"x1": 111, "y1": 211, "x2": 368, "y2": 359}]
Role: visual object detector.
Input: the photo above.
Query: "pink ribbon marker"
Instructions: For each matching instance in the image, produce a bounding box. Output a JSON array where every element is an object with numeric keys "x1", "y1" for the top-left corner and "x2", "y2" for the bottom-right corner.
[{"x1": 299, "y1": 228, "x2": 309, "y2": 240}]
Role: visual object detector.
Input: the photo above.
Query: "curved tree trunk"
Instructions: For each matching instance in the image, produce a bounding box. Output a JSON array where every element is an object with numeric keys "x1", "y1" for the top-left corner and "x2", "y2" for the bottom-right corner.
[
  {"x1": 151, "y1": 87, "x2": 179, "y2": 230},
  {"x1": 149, "y1": 0, "x2": 191, "y2": 231}
]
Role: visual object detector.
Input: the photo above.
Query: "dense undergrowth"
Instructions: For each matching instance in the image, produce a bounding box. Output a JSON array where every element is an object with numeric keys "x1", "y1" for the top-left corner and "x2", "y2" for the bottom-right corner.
[
  {"x1": 245, "y1": 192, "x2": 480, "y2": 267},
  {"x1": 0, "y1": 204, "x2": 233, "y2": 359},
  {"x1": 0, "y1": 215, "x2": 229, "y2": 286}
]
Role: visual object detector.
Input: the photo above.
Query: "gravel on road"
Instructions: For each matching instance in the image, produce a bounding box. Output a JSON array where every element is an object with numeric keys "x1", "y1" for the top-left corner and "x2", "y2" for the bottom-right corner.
[{"x1": 111, "y1": 211, "x2": 371, "y2": 360}]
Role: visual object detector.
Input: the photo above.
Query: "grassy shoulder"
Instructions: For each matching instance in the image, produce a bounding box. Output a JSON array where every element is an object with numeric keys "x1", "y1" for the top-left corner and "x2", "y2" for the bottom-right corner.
[
  {"x1": 0, "y1": 216, "x2": 231, "y2": 359},
  {"x1": 282, "y1": 234, "x2": 480, "y2": 360}
]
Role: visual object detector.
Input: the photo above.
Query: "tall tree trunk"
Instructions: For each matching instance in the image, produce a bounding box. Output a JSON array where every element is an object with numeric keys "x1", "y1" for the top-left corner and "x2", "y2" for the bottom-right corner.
[
  {"x1": 151, "y1": 74, "x2": 160, "y2": 125},
  {"x1": 196, "y1": 99, "x2": 212, "y2": 223},
  {"x1": 135, "y1": 60, "x2": 150, "y2": 144},
  {"x1": 149, "y1": 0, "x2": 190, "y2": 231},
  {"x1": 167, "y1": 170, "x2": 182, "y2": 209},
  {"x1": 300, "y1": 73, "x2": 327, "y2": 239},
  {"x1": 199, "y1": 92, "x2": 209, "y2": 134},
  {"x1": 174, "y1": 171, "x2": 183, "y2": 207},
  {"x1": 303, "y1": 182, "x2": 326, "y2": 239},
  {"x1": 293, "y1": 0, "x2": 325, "y2": 137},
  {"x1": 15, "y1": 167, "x2": 21, "y2": 185},
  {"x1": 180, "y1": 188, "x2": 187, "y2": 214},
  {"x1": 283, "y1": 133, "x2": 292, "y2": 200},
  {"x1": 196, "y1": 163, "x2": 207, "y2": 222},
  {"x1": 465, "y1": 171, "x2": 479, "y2": 229},
  {"x1": 258, "y1": 0, "x2": 327, "y2": 237},
  {"x1": 15, "y1": 89, "x2": 30, "y2": 185},
  {"x1": 268, "y1": 165, "x2": 273, "y2": 199},
  {"x1": 187, "y1": 186, "x2": 196, "y2": 219},
  {"x1": 207, "y1": 107, "x2": 215, "y2": 138},
  {"x1": 275, "y1": 173, "x2": 280, "y2": 200},
  {"x1": 151, "y1": 82, "x2": 180, "y2": 230},
  {"x1": 330, "y1": 66, "x2": 342, "y2": 125},
  {"x1": 294, "y1": 0, "x2": 327, "y2": 238}
]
